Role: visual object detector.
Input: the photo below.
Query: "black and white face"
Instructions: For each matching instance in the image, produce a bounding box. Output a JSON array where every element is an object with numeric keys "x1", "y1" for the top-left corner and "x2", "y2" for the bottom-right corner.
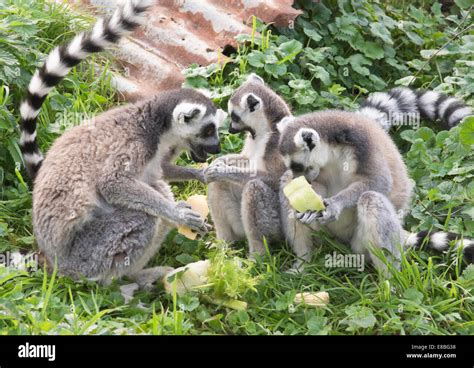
[
  {"x1": 171, "y1": 102, "x2": 227, "y2": 162},
  {"x1": 227, "y1": 74, "x2": 270, "y2": 139},
  {"x1": 278, "y1": 121, "x2": 329, "y2": 182}
]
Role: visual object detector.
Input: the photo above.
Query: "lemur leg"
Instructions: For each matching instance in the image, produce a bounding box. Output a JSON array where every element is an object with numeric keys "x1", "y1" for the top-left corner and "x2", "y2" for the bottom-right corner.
[
  {"x1": 208, "y1": 181, "x2": 245, "y2": 242},
  {"x1": 127, "y1": 179, "x2": 176, "y2": 289},
  {"x1": 280, "y1": 171, "x2": 327, "y2": 272},
  {"x1": 351, "y1": 191, "x2": 403, "y2": 275},
  {"x1": 241, "y1": 179, "x2": 281, "y2": 257},
  {"x1": 64, "y1": 180, "x2": 176, "y2": 286},
  {"x1": 64, "y1": 208, "x2": 157, "y2": 283}
]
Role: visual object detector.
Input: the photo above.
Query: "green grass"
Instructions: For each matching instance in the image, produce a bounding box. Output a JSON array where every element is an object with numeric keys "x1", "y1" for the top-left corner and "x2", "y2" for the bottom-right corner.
[{"x1": 0, "y1": 0, "x2": 473, "y2": 335}]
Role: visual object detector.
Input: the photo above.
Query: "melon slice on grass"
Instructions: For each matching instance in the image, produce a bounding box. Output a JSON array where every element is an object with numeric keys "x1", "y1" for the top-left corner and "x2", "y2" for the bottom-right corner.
[
  {"x1": 177, "y1": 194, "x2": 209, "y2": 240},
  {"x1": 283, "y1": 176, "x2": 325, "y2": 213}
]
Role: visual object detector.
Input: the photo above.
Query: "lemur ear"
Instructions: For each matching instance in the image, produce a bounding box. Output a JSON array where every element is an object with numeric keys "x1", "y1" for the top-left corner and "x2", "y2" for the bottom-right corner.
[
  {"x1": 173, "y1": 102, "x2": 205, "y2": 124},
  {"x1": 295, "y1": 128, "x2": 319, "y2": 151},
  {"x1": 246, "y1": 73, "x2": 264, "y2": 85},
  {"x1": 215, "y1": 109, "x2": 228, "y2": 127},
  {"x1": 197, "y1": 88, "x2": 212, "y2": 98},
  {"x1": 241, "y1": 93, "x2": 262, "y2": 112},
  {"x1": 277, "y1": 116, "x2": 295, "y2": 133}
]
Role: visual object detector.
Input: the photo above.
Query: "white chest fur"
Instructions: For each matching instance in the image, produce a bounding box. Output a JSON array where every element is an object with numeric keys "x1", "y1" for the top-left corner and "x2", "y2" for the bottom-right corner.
[
  {"x1": 318, "y1": 145, "x2": 358, "y2": 197},
  {"x1": 242, "y1": 133, "x2": 271, "y2": 172}
]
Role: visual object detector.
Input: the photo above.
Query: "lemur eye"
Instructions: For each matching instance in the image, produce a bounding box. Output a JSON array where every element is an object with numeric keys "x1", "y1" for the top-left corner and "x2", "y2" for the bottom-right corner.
[
  {"x1": 290, "y1": 161, "x2": 305, "y2": 173},
  {"x1": 231, "y1": 112, "x2": 241, "y2": 123},
  {"x1": 202, "y1": 124, "x2": 215, "y2": 137}
]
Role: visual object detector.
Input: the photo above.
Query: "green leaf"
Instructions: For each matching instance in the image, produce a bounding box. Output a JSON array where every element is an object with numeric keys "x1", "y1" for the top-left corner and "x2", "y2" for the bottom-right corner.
[
  {"x1": 177, "y1": 295, "x2": 200, "y2": 312},
  {"x1": 455, "y1": 0, "x2": 474, "y2": 9},
  {"x1": 395, "y1": 75, "x2": 416, "y2": 86},
  {"x1": 304, "y1": 28, "x2": 322, "y2": 42},
  {"x1": 304, "y1": 48, "x2": 325, "y2": 64},
  {"x1": 307, "y1": 64, "x2": 331, "y2": 85},
  {"x1": 420, "y1": 49, "x2": 450, "y2": 59},
  {"x1": 403, "y1": 288, "x2": 424, "y2": 304},
  {"x1": 278, "y1": 39, "x2": 303, "y2": 56},
  {"x1": 406, "y1": 31, "x2": 424, "y2": 46},
  {"x1": 288, "y1": 79, "x2": 311, "y2": 90},
  {"x1": 459, "y1": 116, "x2": 474, "y2": 148},
  {"x1": 342, "y1": 306, "x2": 376, "y2": 331},
  {"x1": 264, "y1": 63, "x2": 287, "y2": 78},
  {"x1": 0, "y1": 48, "x2": 19, "y2": 65},
  {"x1": 370, "y1": 23, "x2": 393, "y2": 45},
  {"x1": 348, "y1": 54, "x2": 371, "y2": 76},
  {"x1": 307, "y1": 316, "x2": 329, "y2": 335},
  {"x1": 175, "y1": 253, "x2": 196, "y2": 265},
  {"x1": 357, "y1": 41, "x2": 384, "y2": 59},
  {"x1": 247, "y1": 51, "x2": 265, "y2": 68}
]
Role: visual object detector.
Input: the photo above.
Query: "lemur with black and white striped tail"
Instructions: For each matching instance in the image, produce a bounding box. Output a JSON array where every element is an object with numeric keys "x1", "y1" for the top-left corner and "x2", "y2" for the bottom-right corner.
[{"x1": 19, "y1": 0, "x2": 227, "y2": 286}]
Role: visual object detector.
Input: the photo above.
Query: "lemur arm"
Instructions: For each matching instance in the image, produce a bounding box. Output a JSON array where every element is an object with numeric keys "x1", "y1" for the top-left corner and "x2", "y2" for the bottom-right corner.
[
  {"x1": 161, "y1": 161, "x2": 205, "y2": 183},
  {"x1": 298, "y1": 174, "x2": 392, "y2": 225},
  {"x1": 204, "y1": 154, "x2": 278, "y2": 188},
  {"x1": 98, "y1": 174, "x2": 177, "y2": 220},
  {"x1": 329, "y1": 174, "x2": 392, "y2": 210},
  {"x1": 160, "y1": 148, "x2": 205, "y2": 183},
  {"x1": 97, "y1": 154, "x2": 207, "y2": 231}
]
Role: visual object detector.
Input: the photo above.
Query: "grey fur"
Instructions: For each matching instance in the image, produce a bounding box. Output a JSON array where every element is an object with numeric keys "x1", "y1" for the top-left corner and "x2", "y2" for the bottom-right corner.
[
  {"x1": 279, "y1": 110, "x2": 473, "y2": 272},
  {"x1": 206, "y1": 74, "x2": 290, "y2": 256},
  {"x1": 34, "y1": 90, "x2": 224, "y2": 284}
]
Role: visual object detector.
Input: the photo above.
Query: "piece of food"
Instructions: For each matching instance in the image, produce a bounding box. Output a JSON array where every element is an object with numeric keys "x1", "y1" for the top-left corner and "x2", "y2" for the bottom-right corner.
[
  {"x1": 177, "y1": 194, "x2": 210, "y2": 240},
  {"x1": 283, "y1": 176, "x2": 325, "y2": 213},
  {"x1": 294, "y1": 291, "x2": 330, "y2": 307},
  {"x1": 163, "y1": 260, "x2": 211, "y2": 295},
  {"x1": 202, "y1": 296, "x2": 248, "y2": 311}
]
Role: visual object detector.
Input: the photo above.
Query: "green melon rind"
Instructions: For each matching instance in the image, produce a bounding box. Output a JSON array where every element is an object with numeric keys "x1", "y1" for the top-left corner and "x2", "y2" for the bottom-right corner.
[{"x1": 283, "y1": 176, "x2": 326, "y2": 213}]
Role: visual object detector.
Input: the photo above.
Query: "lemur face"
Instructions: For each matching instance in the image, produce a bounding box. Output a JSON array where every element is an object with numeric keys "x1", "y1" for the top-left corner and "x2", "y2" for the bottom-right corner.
[
  {"x1": 171, "y1": 91, "x2": 227, "y2": 162},
  {"x1": 278, "y1": 121, "x2": 328, "y2": 182},
  {"x1": 227, "y1": 73, "x2": 290, "y2": 139}
]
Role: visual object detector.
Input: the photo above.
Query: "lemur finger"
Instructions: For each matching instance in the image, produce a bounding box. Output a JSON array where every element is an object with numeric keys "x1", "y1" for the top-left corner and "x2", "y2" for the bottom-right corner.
[
  {"x1": 176, "y1": 201, "x2": 192, "y2": 210},
  {"x1": 306, "y1": 212, "x2": 319, "y2": 223},
  {"x1": 299, "y1": 211, "x2": 316, "y2": 224}
]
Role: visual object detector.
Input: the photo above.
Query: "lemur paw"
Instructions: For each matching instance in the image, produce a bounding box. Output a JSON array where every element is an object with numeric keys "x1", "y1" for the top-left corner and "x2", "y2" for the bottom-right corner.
[
  {"x1": 204, "y1": 161, "x2": 228, "y2": 183},
  {"x1": 175, "y1": 201, "x2": 209, "y2": 233},
  {"x1": 280, "y1": 169, "x2": 294, "y2": 186},
  {"x1": 296, "y1": 210, "x2": 319, "y2": 224},
  {"x1": 315, "y1": 199, "x2": 342, "y2": 224}
]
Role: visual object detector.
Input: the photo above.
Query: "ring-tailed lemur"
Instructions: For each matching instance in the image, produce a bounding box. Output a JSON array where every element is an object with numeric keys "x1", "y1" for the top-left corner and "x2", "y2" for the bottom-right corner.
[
  {"x1": 19, "y1": 0, "x2": 227, "y2": 287},
  {"x1": 205, "y1": 74, "x2": 291, "y2": 256},
  {"x1": 277, "y1": 112, "x2": 473, "y2": 273}
]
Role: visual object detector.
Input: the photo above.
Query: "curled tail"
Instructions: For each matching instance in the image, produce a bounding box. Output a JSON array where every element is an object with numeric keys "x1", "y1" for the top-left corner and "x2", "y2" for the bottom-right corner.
[
  {"x1": 404, "y1": 230, "x2": 474, "y2": 263},
  {"x1": 19, "y1": 0, "x2": 153, "y2": 181},
  {"x1": 358, "y1": 87, "x2": 472, "y2": 131}
]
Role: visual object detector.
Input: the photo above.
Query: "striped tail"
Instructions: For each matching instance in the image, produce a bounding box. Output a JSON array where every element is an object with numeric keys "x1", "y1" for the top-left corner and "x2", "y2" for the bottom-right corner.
[
  {"x1": 19, "y1": 0, "x2": 153, "y2": 181},
  {"x1": 358, "y1": 87, "x2": 472, "y2": 131},
  {"x1": 404, "y1": 230, "x2": 474, "y2": 263}
]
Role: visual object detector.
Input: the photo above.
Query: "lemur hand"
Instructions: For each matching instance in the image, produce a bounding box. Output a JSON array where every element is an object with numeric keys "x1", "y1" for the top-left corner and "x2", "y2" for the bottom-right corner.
[
  {"x1": 174, "y1": 201, "x2": 210, "y2": 233},
  {"x1": 295, "y1": 210, "x2": 320, "y2": 224},
  {"x1": 194, "y1": 169, "x2": 206, "y2": 183},
  {"x1": 315, "y1": 198, "x2": 342, "y2": 224},
  {"x1": 203, "y1": 160, "x2": 228, "y2": 183},
  {"x1": 296, "y1": 198, "x2": 342, "y2": 225}
]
